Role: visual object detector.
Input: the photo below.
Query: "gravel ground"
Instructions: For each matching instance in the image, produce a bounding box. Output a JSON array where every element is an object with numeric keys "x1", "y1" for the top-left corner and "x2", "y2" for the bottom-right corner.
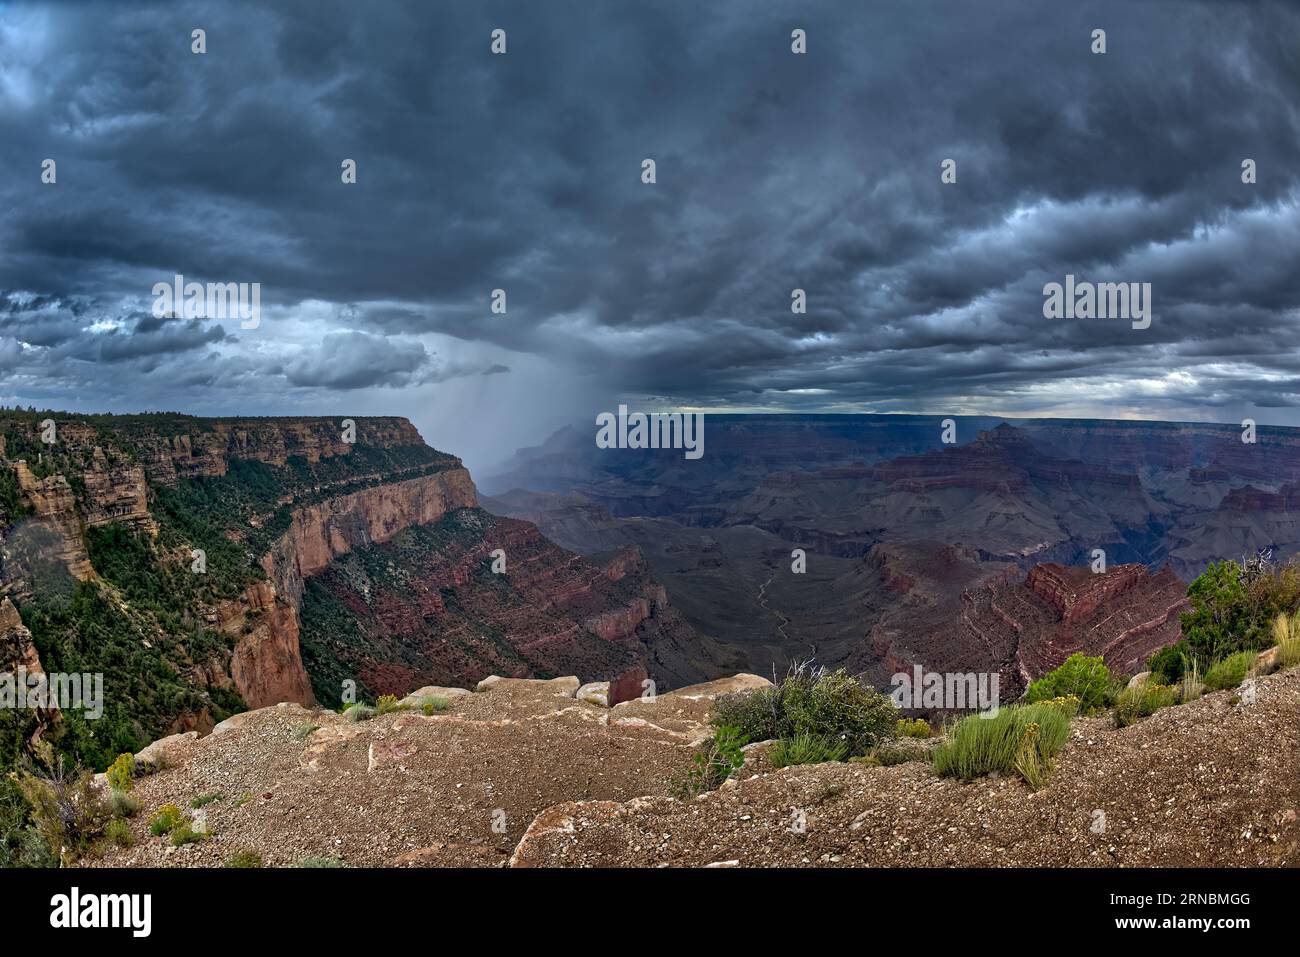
[
  {"x1": 86, "y1": 668, "x2": 1300, "y2": 868},
  {"x1": 512, "y1": 668, "x2": 1300, "y2": 867}
]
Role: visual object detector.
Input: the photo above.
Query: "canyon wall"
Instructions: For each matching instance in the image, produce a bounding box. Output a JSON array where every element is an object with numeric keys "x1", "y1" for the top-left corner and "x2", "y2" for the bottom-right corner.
[{"x1": 237, "y1": 468, "x2": 480, "y2": 708}]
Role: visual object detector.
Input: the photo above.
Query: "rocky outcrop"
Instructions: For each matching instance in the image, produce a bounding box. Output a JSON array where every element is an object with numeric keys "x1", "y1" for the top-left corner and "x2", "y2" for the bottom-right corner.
[
  {"x1": 263, "y1": 468, "x2": 479, "y2": 590},
  {"x1": 215, "y1": 469, "x2": 480, "y2": 709},
  {"x1": 80, "y1": 450, "x2": 157, "y2": 536},
  {"x1": 0, "y1": 596, "x2": 42, "y2": 675},
  {"x1": 135, "y1": 416, "x2": 427, "y2": 486},
  {"x1": 10, "y1": 462, "x2": 93, "y2": 580}
]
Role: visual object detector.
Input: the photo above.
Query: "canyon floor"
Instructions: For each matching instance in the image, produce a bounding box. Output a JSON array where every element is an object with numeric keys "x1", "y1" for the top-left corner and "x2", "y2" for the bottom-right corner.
[{"x1": 90, "y1": 668, "x2": 1300, "y2": 869}]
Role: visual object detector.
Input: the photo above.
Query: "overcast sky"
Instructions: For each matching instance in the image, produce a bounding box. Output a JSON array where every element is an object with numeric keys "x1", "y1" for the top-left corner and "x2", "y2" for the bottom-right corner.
[{"x1": 2, "y1": 0, "x2": 1298, "y2": 471}]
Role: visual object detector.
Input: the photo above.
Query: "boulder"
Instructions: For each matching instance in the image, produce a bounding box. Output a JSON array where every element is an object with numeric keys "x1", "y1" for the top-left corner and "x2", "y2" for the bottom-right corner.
[
  {"x1": 399, "y1": 685, "x2": 472, "y2": 709},
  {"x1": 475, "y1": 675, "x2": 580, "y2": 697},
  {"x1": 1126, "y1": 671, "x2": 1152, "y2": 689},
  {"x1": 576, "y1": 682, "x2": 609, "y2": 707},
  {"x1": 134, "y1": 731, "x2": 200, "y2": 769}
]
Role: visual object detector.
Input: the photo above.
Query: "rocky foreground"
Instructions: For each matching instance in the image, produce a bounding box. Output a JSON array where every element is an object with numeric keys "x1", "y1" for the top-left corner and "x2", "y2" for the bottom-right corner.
[{"x1": 93, "y1": 669, "x2": 1299, "y2": 868}]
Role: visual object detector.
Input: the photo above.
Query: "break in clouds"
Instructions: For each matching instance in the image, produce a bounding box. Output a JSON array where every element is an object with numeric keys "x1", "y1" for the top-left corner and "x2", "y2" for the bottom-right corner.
[{"x1": 1, "y1": 0, "x2": 1299, "y2": 469}]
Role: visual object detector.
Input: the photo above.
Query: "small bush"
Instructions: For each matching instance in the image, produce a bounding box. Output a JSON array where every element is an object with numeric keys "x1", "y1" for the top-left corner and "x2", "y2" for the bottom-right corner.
[
  {"x1": 226, "y1": 850, "x2": 263, "y2": 868},
  {"x1": 1279, "y1": 639, "x2": 1300, "y2": 670},
  {"x1": 1113, "y1": 680, "x2": 1178, "y2": 728},
  {"x1": 1023, "y1": 653, "x2": 1112, "y2": 714},
  {"x1": 1148, "y1": 640, "x2": 1190, "y2": 685},
  {"x1": 375, "y1": 694, "x2": 407, "y2": 716},
  {"x1": 712, "y1": 663, "x2": 897, "y2": 758},
  {"x1": 1179, "y1": 657, "x2": 1204, "y2": 703},
  {"x1": 1204, "y1": 651, "x2": 1255, "y2": 691},
  {"x1": 105, "y1": 753, "x2": 135, "y2": 793},
  {"x1": 932, "y1": 703, "x2": 1071, "y2": 788},
  {"x1": 896, "y1": 717, "x2": 932, "y2": 738},
  {"x1": 108, "y1": 790, "x2": 140, "y2": 819},
  {"x1": 190, "y1": 793, "x2": 222, "y2": 809},
  {"x1": 769, "y1": 732, "x2": 847, "y2": 768},
  {"x1": 169, "y1": 822, "x2": 204, "y2": 847},
  {"x1": 234, "y1": 793, "x2": 253, "y2": 808},
  {"x1": 15, "y1": 759, "x2": 110, "y2": 865},
  {"x1": 297, "y1": 855, "x2": 345, "y2": 868},
  {"x1": 292, "y1": 722, "x2": 319, "y2": 741},
  {"x1": 343, "y1": 703, "x2": 375, "y2": 723},
  {"x1": 421, "y1": 696, "x2": 450, "y2": 716},
  {"x1": 670, "y1": 725, "x2": 746, "y2": 798},
  {"x1": 148, "y1": 803, "x2": 186, "y2": 837},
  {"x1": 103, "y1": 818, "x2": 134, "y2": 848}
]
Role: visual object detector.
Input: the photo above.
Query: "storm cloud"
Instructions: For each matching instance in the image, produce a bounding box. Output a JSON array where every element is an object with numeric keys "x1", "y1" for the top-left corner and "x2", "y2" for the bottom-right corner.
[{"x1": 1, "y1": 0, "x2": 1299, "y2": 468}]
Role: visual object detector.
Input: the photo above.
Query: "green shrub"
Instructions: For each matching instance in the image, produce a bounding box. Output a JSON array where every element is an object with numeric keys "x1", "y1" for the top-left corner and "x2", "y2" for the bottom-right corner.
[
  {"x1": 375, "y1": 694, "x2": 407, "y2": 716},
  {"x1": 1113, "y1": 680, "x2": 1178, "y2": 728},
  {"x1": 1279, "y1": 639, "x2": 1300, "y2": 670},
  {"x1": 103, "y1": 818, "x2": 134, "y2": 848},
  {"x1": 297, "y1": 855, "x2": 345, "y2": 868},
  {"x1": 712, "y1": 664, "x2": 897, "y2": 758},
  {"x1": 148, "y1": 803, "x2": 186, "y2": 837},
  {"x1": 1204, "y1": 651, "x2": 1255, "y2": 691},
  {"x1": 896, "y1": 717, "x2": 932, "y2": 738},
  {"x1": 1180, "y1": 560, "x2": 1276, "y2": 662},
  {"x1": 105, "y1": 753, "x2": 135, "y2": 793},
  {"x1": 15, "y1": 760, "x2": 109, "y2": 865},
  {"x1": 1148, "y1": 641, "x2": 1191, "y2": 685},
  {"x1": 190, "y1": 792, "x2": 222, "y2": 809},
  {"x1": 769, "y1": 732, "x2": 848, "y2": 769},
  {"x1": 931, "y1": 703, "x2": 1071, "y2": 788},
  {"x1": 421, "y1": 696, "x2": 450, "y2": 716},
  {"x1": 343, "y1": 703, "x2": 375, "y2": 723},
  {"x1": 108, "y1": 790, "x2": 140, "y2": 819},
  {"x1": 169, "y1": 822, "x2": 204, "y2": 847},
  {"x1": 1023, "y1": 653, "x2": 1112, "y2": 714},
  {"x1": 292, "y1": 722, "x2": 319, "y2": 741},
  {"x1": 670, "y1": 725, "x2": 747, "y2": 798},
  {"x1": 226, "y1": 850, "x2": 263, "y2": 868}
]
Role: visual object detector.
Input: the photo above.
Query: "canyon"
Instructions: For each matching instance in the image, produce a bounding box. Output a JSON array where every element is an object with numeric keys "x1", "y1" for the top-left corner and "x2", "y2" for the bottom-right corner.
[
  {"x1": 0, "y1": 412, "x2": 724, "y2": 771},
  {"x1": 5, "y1": 409, "x2": 1299, "y2": 777}
]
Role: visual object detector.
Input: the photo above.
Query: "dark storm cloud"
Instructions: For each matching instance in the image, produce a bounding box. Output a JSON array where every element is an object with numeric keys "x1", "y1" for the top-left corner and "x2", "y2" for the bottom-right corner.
[{"x1": 1, "y1": 0, "x2": 1299, "y2": 427}]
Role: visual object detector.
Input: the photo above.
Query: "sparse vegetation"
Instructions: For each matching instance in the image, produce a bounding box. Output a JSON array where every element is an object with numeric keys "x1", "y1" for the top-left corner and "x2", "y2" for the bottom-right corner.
[
  {"x1": 1203, "y1": 651, "x2": 1255, "y2": 691},
  {"x1": 896, "y1": 717, "x2": 932, "y2": 738},
  {"x1": 292, "y1": 722, "x2": 320, "y2": 741},
  {"x1": 769, "y1": 732, "x2": 848, "y2": 768},
  {"x1": 169, "y1": 822, "x2": 205, "y2": 847},
  {"x1": 421, "y1": 696, "x2": 450, "y2": 715},
  {"x1": 931, "y1": 703, "x2": 1071, "y2": 788},
  {"x1": 108, "y1": 790, "x2": 140, "y2": 819},
  {"x1": 190, "y1": 792, "x2": 222, "y2": 809},
  {"x1": 1113, "y1": 679, "x2": 1178, "y2": 728},
  {"x1": 105, "y1": 753, "x2": 135, "y2": 793},
  {"x1": 13, "y1": 759, "x2": 110, "y2": 865},
  {"x1": 104, "y1": 818, "x2": 134, "y2": 848},
  {"x1": 148, "y1": 803, "x2": 187, "y2": 837},
  {"x1": 297, "y1": 855, "x2": 345, "y2": 868},
  {"x1": 1023, "y1": 653, "x2": 1112, "y2": 714},
  {"x1": 226, "y1": 850, "x2": 263, "y2": 868},
  {"x1": 712, "y1": 663, "x2": 897, "y2": 760},
  {"x1": 671, "y1": 724, "x2": 746, "y2": 798},
  {"x1": 375, "y1": 694, "x2": 408, "y2": 716}
]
